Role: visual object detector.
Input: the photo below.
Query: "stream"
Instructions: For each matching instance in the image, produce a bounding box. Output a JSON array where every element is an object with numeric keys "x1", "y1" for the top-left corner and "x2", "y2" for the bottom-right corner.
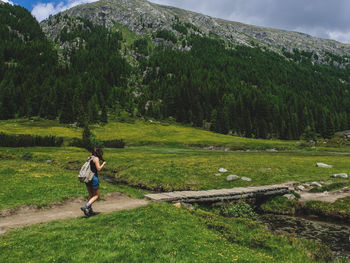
[{"x1": 259, "y1": 214, "x2": 350, "y2": 261}]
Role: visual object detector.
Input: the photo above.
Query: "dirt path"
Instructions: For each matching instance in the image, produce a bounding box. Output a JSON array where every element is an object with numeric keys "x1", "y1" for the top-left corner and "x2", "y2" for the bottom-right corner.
[
  {"x1": 1, "y1": 182, "x2": 349, "y2": 235},
  {"x1": 0, "y1": 192, "x2": 148, "y2": 235},
  {"x1": 279, "y1": 181, "x2": 350, "y2": 202},
  {"x1": 299, "y1": 188, "x2": 350, "y2": 203}
]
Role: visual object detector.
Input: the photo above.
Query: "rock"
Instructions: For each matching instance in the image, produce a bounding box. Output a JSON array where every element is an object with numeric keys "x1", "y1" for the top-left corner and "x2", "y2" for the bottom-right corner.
[
  {"x1": 215, "y1": 173, "x2": 222, "y2": 177},
  {"x1": 219, "y1": 168, "x2": 228, "y2": 173},
  {"x1": 296, "y1": 185, "x2": 305, "y2": 191},
  {"x1": 323, "y1": 191, "x2": 329, "y2": 195},
  {"x1": 331, "y1": 173, "x2": 348, "y2": 178},
  {"x1": 311, "y1": 182, "x2": 322, "y2": 187},
  {"x1": 241, "y1": 176, "x2": 252, "y2": 182},
  {"x1": 226, "y1": 174, "x2": 239, "y2": 181},
  {"x1": 342, "y1": 187, "x2": 350, "y2": 192},
  {"x1": 316, "y1": 162, "x2": 333, "y2": 168},
  {"x1": 46, "y1": 160, "x2": 53, "y2": 164},
  {"x1": 283, "y1": 194, "x2": 296, "y2": 200},
  {"x1": 173, "y1": 202, "x2": 193, "y2": 209}
]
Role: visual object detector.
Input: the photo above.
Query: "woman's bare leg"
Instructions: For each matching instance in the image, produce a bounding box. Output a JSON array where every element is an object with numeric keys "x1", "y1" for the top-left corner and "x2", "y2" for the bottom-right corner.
[
  {"x1": 86, "y1": 185, "x2": 94, "y2": 200},
  {"x1": 88, "y1": 189, "x2": 100, "y2": 205}
]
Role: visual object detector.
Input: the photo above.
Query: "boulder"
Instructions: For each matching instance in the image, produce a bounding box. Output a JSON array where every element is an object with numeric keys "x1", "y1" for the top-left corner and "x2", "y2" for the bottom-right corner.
[
  {"x1": 331, "y1": 173, "x2": 348, "y2": 178},
  {"x1": 219, "y1": 168, "x2": 228, "y2": 173},
  {"x1": 316, "y1": 163, "x2": 333, "y2": 168},
  {"x1": 226, "y1": 174, "x2": 239, "y2": 181},
  {"x1": 296, "y1": 185, "x2": 305, "y2": 191},
  {"x1": 283, "y1": 194, "x2": 296, "y2": 200},
  {"x1": 241, "y1": 176, "x2": 252, "y2": 182},
  {"x1": 310, "y1": 182, "x2": 322, "y2": 187}
]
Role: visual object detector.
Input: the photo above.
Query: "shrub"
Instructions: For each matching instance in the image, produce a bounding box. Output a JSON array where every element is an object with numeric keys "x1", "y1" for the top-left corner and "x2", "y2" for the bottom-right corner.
[
  {"x1": 220, "y1": 202, "x2": 257, "y2": 220},
  {"x1": 156, "y1": 29, "x2": 177, "y2": 44},
  {"x1": 0, "y1": 132, "x2": 63, "y2": 147},
  {"x1": 172, "y1": 23, "x2": 188, "y2": 35},
  {"x1": 133, "y1": 38, "x2": 149, "y2": 55}
]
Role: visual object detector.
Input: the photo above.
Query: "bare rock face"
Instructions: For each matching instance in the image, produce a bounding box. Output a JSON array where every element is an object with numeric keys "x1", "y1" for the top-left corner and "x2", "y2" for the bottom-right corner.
[{"x1": 40, "y1": 0, "x2": 350, "y2": 66}]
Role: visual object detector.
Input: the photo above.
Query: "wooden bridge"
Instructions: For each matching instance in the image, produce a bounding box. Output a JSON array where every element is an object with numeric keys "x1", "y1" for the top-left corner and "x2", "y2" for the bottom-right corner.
[{"x1": 145, "y1": 185, "x2": 290, "y2": 203}]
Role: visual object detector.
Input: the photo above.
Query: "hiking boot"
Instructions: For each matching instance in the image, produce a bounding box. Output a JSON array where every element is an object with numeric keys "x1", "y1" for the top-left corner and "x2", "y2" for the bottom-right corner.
[
  {"x1": 88, "y1": 207, "x2": 96, "y2": 216},
  {"x1": 80, "y1": 206, "x2": 90, "y2": 216}
]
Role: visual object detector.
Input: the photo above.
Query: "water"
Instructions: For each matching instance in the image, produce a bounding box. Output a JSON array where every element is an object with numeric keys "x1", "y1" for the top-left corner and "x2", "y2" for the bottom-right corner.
[{"x1": 259, "y1": 214, "x2": 350, "y2": 260}]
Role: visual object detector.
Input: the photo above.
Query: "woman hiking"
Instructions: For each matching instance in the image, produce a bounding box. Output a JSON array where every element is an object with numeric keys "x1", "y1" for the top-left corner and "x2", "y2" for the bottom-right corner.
[{"x1": 80, "y1": 147, "x2": 106, "y2": 216}]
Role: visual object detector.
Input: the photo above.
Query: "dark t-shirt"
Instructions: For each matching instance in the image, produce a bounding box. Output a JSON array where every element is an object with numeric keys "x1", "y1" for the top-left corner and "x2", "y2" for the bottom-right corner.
[{"x1": 90, "y1": 157, "x2": 98, "y2": 176}]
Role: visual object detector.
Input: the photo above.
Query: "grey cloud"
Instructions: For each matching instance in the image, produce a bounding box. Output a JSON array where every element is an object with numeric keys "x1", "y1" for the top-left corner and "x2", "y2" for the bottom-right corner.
[{"x1": 149, "y1": 0, "x2": 350, "y2": 43}]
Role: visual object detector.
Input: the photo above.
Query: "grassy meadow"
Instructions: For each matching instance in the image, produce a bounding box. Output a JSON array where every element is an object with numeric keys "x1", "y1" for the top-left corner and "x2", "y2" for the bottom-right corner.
[
  {"x1": 1, "y1": 118, "x2": 350, "y2": 262},
  {"x1": 2, "y1": 145, "x2": 350, "y2": 210},
  {"x1": 0, "y1": 118, "x2": 297, "y2": 149},
  {"x1": 0, "y1": 147, "x2": 148, "y2": 210},
  {"x1": 0, "y1": 203, "x2": 334, "y2": 263}
]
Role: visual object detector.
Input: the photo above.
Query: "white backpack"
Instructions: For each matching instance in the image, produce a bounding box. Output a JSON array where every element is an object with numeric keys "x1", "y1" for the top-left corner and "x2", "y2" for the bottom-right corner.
[{"x1": 78, "y1": 156, "x2": 95, "y2": 183}]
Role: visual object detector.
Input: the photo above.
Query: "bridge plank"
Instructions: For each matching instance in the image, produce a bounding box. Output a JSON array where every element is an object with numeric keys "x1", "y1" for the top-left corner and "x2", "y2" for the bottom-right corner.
[{"x1": 145, "y1": 186, "x2": 289, "y2": 203}]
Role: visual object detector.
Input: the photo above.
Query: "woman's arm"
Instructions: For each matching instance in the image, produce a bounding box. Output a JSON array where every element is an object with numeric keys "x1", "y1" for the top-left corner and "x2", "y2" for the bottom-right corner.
[{"x1": 93, "y1": 157, "x2": 106, "y2": 172}]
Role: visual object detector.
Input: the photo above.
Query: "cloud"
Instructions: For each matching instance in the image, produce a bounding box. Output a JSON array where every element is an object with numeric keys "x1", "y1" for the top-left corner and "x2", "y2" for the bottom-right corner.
[
  {"x1": 31, "y1": 0, "x2": 98, "y2": 22},
  {"x1": 2, "y1": 0, "x2": 14, "y2": 4},
  {"x1": 149, "y1": 0, "x2": 350, "y2": 44}
]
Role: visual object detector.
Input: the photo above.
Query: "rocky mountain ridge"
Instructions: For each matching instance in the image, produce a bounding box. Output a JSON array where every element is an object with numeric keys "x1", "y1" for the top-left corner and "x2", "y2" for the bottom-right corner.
[{"x1": 40, "y1": 0, "x2": 350, "y2": 66}]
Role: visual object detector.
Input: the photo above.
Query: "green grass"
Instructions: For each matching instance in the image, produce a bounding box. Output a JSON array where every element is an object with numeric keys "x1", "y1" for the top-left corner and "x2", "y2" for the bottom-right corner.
[
  {"x1": 2, "y1": 145, "x2": 350, "y2": 210},
  {"x1": 309, "y1": 181, "x2": 350, "y2": 193},
  {"x1": 304, "y1": 197, "x2": 350, "y2": 219},
  {"x1": 0, "y1": 203, "x2": 333, "y2": 263},
  {"x1": 103, "y1": 146, "x2": 350, "y2": 191},
  {"x1": 260, "y1": 196, "x2": 299, "y2": 214},
  {"x1": 0, "y1": 118, "x2": 298, "y2": 150},
  {"x1": 0, "y1": 147, "x2": 147, "y2": 210},
  {"x1": 1, "y1": 119, "x2": 349, "y2": 262}
]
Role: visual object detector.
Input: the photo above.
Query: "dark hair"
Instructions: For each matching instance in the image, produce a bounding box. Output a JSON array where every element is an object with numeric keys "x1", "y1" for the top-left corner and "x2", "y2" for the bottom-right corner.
[{"x1": 92, "y1": 147, "x2": 104, "y2": 162}]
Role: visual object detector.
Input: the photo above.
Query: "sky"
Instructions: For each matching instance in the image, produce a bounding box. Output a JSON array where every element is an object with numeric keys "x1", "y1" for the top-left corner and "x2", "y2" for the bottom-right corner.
[{"x1": 8, "y1": 0, "x2": 350, "y2": 44}]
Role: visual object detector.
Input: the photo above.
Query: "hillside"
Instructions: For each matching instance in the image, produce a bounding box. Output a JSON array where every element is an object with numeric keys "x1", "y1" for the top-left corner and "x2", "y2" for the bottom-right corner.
[
  {"x1": 1, "y1": 2, "x2": 350, "y2": 140},
  {"x1": 40, "y1": 0, "x2": 350, "y2": 66}
]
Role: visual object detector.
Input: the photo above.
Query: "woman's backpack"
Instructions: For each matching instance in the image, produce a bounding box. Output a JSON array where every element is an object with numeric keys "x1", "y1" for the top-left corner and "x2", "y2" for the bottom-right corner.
[{"x1": 78, "y1": 156, "x2": 95, "y2": 183}]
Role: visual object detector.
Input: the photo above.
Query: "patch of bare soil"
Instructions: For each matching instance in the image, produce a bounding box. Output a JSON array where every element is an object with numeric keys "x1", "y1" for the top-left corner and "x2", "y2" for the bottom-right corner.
[
  {"x1": 299, "y1": 188, "x2": 350, "y2": 203},
  {"x1": 0, "y1": 192, "x2": 148, "y2": 235}
]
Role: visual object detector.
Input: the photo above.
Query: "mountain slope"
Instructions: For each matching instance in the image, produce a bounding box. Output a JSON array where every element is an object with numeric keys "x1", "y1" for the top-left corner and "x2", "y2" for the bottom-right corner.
[
  {"x1": 2, "y1": 2, "x2": 350, "y2": 140},
  {"x1": 41, "y1": 0, "x2": 350, "y2": 66}
]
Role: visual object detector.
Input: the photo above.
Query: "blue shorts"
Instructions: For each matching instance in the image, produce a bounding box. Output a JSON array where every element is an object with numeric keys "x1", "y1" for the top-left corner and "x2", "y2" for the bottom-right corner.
[{"x1": 86, "y1": 175, "x2": 99, "y2": 189}]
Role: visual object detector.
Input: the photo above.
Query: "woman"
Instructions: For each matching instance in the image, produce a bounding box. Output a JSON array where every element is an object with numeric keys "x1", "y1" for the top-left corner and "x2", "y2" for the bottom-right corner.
[{"x1": 80, "y1": 147, "x2": 106, "y2": 216}]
